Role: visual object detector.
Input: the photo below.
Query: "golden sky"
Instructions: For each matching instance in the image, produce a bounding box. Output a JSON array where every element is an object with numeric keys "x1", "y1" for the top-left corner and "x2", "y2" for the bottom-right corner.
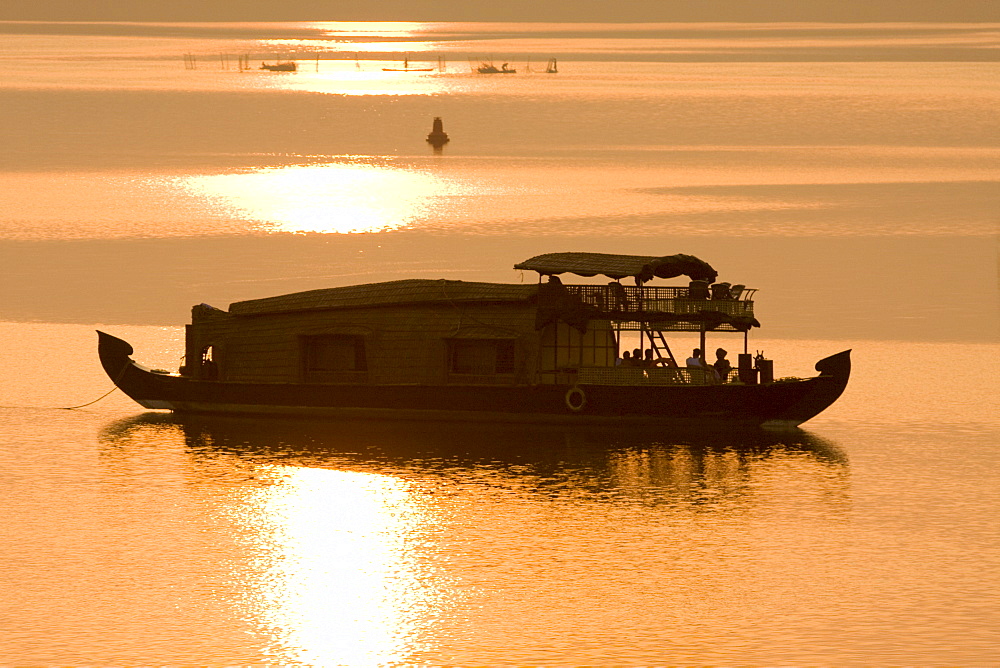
[{"x1": 2, "y1": 0, "x2": 997, "y2": 22}]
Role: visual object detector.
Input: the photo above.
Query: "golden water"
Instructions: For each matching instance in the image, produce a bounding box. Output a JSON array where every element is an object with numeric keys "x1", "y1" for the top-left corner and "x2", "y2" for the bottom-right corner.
[{"x1": 1, "y1": 21, "x2": 998, "y2": 664}]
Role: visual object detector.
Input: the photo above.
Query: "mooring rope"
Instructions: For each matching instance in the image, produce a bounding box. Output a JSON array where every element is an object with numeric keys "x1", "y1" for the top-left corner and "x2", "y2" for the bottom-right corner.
[
  {"x1": 0, "y1": 362, "x2": 129, "y2": 411},
  {"x1": 60, "y1": 384, "x2": 122, "y2": 410},
  {"x1": 0, "y1": 384, "x2": 120, "y2": 411},
  {"x1": 60, "y1": 362, "x2": 130, "y2": 410}
]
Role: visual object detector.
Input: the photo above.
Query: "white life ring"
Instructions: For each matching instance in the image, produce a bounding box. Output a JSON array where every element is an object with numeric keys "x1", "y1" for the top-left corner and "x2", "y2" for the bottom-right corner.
[{"x1": 565, "y1": 386, "x2": 587, "y2": 412}]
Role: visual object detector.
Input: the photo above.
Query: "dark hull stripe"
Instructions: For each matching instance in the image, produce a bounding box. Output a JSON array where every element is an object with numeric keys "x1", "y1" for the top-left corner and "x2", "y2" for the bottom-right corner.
[{"x1": 98, "y1": 332, "x2": 850, "y2": 427}]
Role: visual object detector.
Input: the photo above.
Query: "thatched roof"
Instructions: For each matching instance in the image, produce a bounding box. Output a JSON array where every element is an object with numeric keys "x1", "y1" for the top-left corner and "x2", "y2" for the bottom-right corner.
[
  {"x1": 229, "y1": 279, "x2": 538, "y2": 316},
  {"x1": 514, "y1": 252, "x2": 718, "y2": 283}
]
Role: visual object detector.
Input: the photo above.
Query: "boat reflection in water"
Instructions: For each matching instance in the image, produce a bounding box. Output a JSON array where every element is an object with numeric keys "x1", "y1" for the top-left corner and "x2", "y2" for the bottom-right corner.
[
  {"x1": 101, "y1": 413, "x2": 847, "y2": 504},
  {"x1": 98, "y1": 414, "x2": 848, "y2": 664}
]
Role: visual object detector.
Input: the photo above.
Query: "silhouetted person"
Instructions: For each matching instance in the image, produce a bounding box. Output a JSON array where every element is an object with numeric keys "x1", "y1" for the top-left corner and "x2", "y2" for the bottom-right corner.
[
  {"x1": 685, "y1": 348, "x2": 704, "y2": 368},
  {"x1": 202, "y1": 358, "x2": 219, "y2": 380},
  {"x1": 714, "y1": 348, "x2": 731, "y2": 383},
  {"x1": 608, "y1": 281, "x2": 629, "y2": 311},
  {"x1": 644, "y1": 349, "x2": 656, "y2": 367},
  {"x1": 632, "y1": 348, "x2": 642, "y2": 367},
  {"x1": 618, "y1": 351, "x2": 630, "y2": 367}
]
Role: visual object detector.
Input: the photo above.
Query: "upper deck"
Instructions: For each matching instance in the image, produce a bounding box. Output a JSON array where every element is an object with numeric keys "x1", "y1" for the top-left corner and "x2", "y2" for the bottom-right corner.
[
  {"x1": 567, "y1": 283, "x2": 756, "y2": 332},
  {"x1": 517, "y1": 251, "x2": 758, "y2": 333}
]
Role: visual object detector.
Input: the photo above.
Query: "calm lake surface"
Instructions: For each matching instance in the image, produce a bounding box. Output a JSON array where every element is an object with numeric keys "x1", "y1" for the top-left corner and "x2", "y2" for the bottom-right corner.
[{"x1": 1, "y1": 21, "x2": 998, "y2": 664}]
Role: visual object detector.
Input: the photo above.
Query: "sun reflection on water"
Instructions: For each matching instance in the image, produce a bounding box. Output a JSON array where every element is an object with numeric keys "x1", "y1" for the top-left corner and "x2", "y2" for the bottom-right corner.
[
  {"x1": 185, "y1": 163, "x2": 448, "y2": 234},
  {"x1": 238, "y1": 465, "x2": 439, "y2": 664},
  {"x1": 260, "y1": 38, "x2": 438, "y2": 52},
  {"x1": 305, "y1": 22, "x2": 440, "y2": 39}
]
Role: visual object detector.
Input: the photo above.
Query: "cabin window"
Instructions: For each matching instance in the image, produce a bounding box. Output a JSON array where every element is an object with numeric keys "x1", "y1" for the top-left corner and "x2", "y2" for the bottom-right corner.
[
  {"x1": 539, "y1": 321, "x2": 617, "y2": 381},
  {"x1": 448, "y1": 339, "x2": 516, "y2": 378},
  {"x1": 302, "y1": 335, "x2": 367, "y2": 383}
]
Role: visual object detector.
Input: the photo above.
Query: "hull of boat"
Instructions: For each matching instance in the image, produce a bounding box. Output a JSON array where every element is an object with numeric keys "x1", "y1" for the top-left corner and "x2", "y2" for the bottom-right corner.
[{"x1": 98, "y1": 332, "x2": 850, "y2": 428}]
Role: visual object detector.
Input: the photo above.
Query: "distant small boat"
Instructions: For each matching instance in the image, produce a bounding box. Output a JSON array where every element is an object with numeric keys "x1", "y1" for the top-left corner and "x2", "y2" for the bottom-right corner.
[
  {"x1": 260, "y1": 61, "x2": 296, "y2": 72},
  {"x1": 478, "y1": 62, "x2": 516, "y2": 74},
  {"x1": 383, "y1": 55, "x2": 434, "y2": 72}
]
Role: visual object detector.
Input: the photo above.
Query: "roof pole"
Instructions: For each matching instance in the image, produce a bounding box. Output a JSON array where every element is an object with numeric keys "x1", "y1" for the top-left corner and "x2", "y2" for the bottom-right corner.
[
  {"x1": 699, "y1": 324, "x2": 707, "y2": 365},
  {"x1": 638, "y1": 281, "x2": 645, "y2": 353}
]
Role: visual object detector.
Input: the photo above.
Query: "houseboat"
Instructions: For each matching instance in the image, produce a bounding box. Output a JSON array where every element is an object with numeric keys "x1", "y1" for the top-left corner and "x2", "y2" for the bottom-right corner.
[{"x1": 97, "y1": 252, "x2": 850, "y2": 428}]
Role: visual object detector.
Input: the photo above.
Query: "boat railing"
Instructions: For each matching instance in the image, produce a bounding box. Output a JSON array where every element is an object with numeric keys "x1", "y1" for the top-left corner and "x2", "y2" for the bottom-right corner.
[
  {"x1": 577, "y1": 366, "x2": 727, "y2": 386},
  {"x1": 566, "y1": 285, "x2": 755, "y2": 319}
]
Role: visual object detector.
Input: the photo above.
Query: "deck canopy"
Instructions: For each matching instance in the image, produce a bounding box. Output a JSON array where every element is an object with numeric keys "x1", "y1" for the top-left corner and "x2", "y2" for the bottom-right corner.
[{"x1": 514, "y1": 252, "x2": 717, "y2": 283}]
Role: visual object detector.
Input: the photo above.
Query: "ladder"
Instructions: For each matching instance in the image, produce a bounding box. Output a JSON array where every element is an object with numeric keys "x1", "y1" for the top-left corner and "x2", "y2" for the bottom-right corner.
[{"x1": 644, "y1": 327, "x2": 677, "y2": 366}]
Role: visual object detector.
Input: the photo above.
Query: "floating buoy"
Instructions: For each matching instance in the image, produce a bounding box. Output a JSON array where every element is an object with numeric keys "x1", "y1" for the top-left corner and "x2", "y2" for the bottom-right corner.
[{"x1": 426, "y1": 117, "x2": 449, "y2": 147}]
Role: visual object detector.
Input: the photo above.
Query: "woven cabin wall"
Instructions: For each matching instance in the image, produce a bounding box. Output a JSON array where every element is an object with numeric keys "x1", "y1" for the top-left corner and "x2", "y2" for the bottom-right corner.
[
  {"x1": 188, "y1": 302, "x2": 539, "y2": 384},
  {"x1": 185, "y1": 318, "x2": 240, "y2": 379}
]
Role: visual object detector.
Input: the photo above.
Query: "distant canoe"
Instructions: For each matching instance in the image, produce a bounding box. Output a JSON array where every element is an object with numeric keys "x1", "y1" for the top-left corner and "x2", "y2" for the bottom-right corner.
[
  {"x1": 477, "y1": 62, "x2": 516, "y2": 74},
  {"x1": 260, "y1": 61, "x2": 296, "y2": 72},
  {"x1": 383, "y1": 55, "x2": 433, "y2": 72}
]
